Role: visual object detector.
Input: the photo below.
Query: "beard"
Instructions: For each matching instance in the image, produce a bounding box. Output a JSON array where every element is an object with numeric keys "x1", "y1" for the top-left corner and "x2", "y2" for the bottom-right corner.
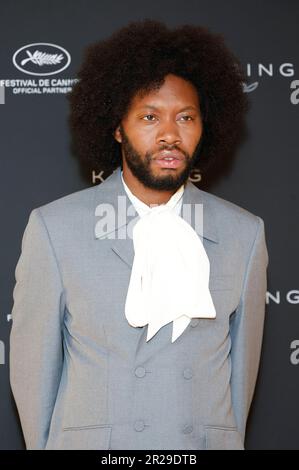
[{"x1": 118, "y1": 125, "x2": 203, "y2": 191}]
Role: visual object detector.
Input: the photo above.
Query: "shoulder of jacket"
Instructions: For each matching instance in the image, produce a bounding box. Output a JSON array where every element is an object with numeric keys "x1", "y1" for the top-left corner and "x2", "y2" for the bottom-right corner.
[
  {"x1": 196, "y1": 185, "x2": 263, "y2": 224},
  {"x1": 32, "y1": 184, "x2": 98, "y2": 219},
  {"x1": 191, "y1": 185, "x2": 264, "y2": 244}
]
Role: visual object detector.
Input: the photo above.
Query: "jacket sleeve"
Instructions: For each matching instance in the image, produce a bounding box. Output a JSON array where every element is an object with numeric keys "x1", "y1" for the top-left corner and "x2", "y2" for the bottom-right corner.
[
  {"x1": 229, "y1": 216, "x2": 269, "y2": 443},
  {"x1": 9, "y1": 208, "x2": 65, "y2": 449}
]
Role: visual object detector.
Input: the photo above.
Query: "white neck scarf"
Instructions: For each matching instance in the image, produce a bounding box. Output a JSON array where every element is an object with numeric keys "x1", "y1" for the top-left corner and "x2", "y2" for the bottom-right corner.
[{"x1": 121, "y1": 171, "x2": 216, "y2": 343}]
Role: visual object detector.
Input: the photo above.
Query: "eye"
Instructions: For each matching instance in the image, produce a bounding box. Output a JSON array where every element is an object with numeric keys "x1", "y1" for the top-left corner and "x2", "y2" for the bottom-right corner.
[
  {"x1": 142, "y1": 114, "x2": 156, "y2": 121},
  {"x1": 180, "y1": 115, "x2": 194, "y2": 121}
]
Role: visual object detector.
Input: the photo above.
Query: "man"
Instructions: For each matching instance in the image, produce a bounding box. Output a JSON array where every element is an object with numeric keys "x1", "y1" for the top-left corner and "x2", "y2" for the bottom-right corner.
[{"x1": 9, "y1": 19, "x2": 269, "y2": 450}]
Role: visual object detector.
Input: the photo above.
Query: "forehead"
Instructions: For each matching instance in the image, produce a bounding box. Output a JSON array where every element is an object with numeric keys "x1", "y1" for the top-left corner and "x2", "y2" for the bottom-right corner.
[{"x1": 130, "y1": 74, "x2": 200, "y2": 110}]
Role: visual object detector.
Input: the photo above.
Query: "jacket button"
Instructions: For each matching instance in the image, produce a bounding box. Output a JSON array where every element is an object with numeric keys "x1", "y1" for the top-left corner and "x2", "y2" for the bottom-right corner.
[
  {"x1": 134, "y1": 420, "x2": 145, "y2": 432},
  {"x1": 182, "y1": 424, "x2": 193, "y2": 434},
  {"x1": 190, "y1": 319, "x2": 200, "y2": 328},
  {"x1": 135, "y1": 366, "x2": 146, "y2": 378},
  {"x1": 183, "y1": 368, "x2": 193, "y2": 379}
]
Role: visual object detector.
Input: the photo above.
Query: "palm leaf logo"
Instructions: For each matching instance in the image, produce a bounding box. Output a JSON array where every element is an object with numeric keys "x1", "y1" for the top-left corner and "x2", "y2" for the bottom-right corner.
[
  {"x1": 21, "y1": 49, "x2": 64, "y2": 66},
  {"x1": 243, "y1": 81, "x2": 259, "y2": 93}
]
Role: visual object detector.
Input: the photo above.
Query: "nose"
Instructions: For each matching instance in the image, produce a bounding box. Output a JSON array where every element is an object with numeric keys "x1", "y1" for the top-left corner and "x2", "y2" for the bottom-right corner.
[{"x1": 156, "y1": 119, "x2": 181, "y2": 146}]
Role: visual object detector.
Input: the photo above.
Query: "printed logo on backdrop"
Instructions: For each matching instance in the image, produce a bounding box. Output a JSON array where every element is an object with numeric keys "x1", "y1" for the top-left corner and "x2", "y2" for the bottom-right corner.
[
  {"x1": 0, "y1": 53, "x2": 297, "y2": 102},
  {"x1": 267, "y1": 289, "x2": 299, "y2": 367},
  {"x1": 13, "y1": 43, "x2": 71, "y2": 76},
  {"x1": 244, "y1": 62, "x2": 298, "y2": 104},
  {"x1": 0, "y1": 42, "x2": 78, "y2": 100},
  {"x1": 92, "y1": 169, "x2": 203, "y2": 186},
  {"x1": 0, "y1": 340, "x2": 4, "y2": 365}
]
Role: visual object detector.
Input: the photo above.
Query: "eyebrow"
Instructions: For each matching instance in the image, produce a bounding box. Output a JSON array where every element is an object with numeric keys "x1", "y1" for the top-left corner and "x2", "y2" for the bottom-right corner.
[{"x1": 138, "y1": 105, "x2": 199, "y2": 112}]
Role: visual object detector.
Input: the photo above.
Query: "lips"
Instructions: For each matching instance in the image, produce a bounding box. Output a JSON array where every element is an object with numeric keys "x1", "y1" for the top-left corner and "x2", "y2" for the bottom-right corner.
[
  {"x1": 153, "y1": 150, "x2": 185, "y2": 169},
  {"x1": 155, "y1": 150, "x2": 184, "y2": 161}
]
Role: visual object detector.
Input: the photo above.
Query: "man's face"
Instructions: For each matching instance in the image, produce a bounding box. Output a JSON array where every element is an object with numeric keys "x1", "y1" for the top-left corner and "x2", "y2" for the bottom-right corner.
[{"x1": 114, "y1": 73, "x2": 203, "y2": 191}]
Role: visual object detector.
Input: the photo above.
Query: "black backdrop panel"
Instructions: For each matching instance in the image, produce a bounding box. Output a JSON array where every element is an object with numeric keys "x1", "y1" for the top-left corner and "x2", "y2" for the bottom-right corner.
[{"x1": 0, "y1": 0, "x2": 298, "y2": 450}]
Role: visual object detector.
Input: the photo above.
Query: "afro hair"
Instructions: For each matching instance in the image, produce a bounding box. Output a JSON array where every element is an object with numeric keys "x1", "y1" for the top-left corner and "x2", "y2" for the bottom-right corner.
[{"x1": 67, "y1": 19, "x2": 249, "y2": 177}]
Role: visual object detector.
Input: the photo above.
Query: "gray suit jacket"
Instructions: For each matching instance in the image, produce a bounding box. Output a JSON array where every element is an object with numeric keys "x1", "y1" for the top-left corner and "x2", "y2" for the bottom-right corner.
[{"x1": 9, "y1": 166, "x2": 269, "y2": 450}]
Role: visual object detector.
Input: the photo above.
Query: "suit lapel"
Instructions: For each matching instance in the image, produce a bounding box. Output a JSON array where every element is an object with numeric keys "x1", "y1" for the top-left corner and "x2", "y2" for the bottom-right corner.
[{"x1": 94, "y1": 166, "x2": 219, "y2": 269}]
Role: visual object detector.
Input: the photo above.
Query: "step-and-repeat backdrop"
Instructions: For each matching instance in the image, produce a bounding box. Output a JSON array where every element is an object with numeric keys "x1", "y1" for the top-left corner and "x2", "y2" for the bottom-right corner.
[{"x1": 0, "y1": 0, "x2": 298, "y2": 450}]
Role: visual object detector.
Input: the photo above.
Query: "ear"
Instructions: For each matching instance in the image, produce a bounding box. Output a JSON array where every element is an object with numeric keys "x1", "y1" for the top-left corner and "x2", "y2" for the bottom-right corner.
[{"x1": 113, "y1": 125, "x2": 122, "y2": 143}]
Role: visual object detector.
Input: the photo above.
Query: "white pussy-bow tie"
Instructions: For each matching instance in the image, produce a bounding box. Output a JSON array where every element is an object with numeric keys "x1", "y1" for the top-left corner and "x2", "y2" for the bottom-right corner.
[{"x1": 124, "y1": 180, "x2": 216, "y2": 343}]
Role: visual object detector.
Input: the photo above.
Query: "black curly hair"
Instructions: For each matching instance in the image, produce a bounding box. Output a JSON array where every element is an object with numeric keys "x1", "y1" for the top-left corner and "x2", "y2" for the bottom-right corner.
[{"x1": 67, "y1": 19, "x2": 249, "y2": 177}]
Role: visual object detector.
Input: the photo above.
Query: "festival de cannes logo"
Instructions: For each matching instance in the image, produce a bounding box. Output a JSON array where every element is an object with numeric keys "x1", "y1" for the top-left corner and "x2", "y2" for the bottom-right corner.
[{"x1": 12, "y1": 43, "x2": 71, "y2": 76}]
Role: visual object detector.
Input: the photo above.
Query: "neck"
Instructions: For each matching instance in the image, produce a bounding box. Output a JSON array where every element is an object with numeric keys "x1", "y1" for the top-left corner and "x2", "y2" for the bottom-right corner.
[{"x1": 122, "y1": 165, "x2": 180, "y2": 207}]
